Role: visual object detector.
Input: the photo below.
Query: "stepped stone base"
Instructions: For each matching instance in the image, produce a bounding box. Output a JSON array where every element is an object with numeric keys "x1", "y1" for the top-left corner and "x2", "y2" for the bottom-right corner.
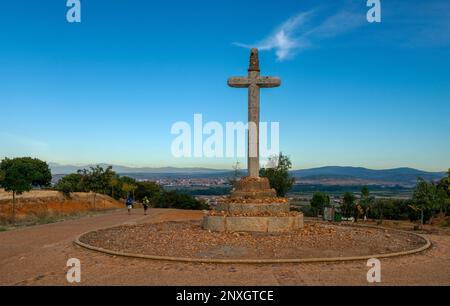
[
  {"x1": 215, "y1": 202, "x2": 290, "y2": 214},
  {"x1": 203, "y1": 176, "x2": 303, "y2": 233},
  {"x1": 202, "y1": 213, "x2": 303, "y2": 233},
  {"x1": 231, "y1": 177, "x2": 276, "y2": 199}
]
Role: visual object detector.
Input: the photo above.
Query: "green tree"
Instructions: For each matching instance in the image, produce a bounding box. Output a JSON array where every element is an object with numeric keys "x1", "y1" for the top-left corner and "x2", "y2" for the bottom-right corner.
[
  {"x1": 134, "y1": 181, "x2": 161, "y2": 203},
  {"x1": 360, "y1": 186, "x2": 373, "y2": 220},
  {"x1": 310, "y1": 192, "x2": 330, "y2": 217},
  {"x1": 373, "y1": 199, "x2": 390, "y2": 224},
  {"x1": 259, "y1": 153, "x2": 295, "y2": 197},
  {"x1": 0, "y1": 157, "x2": 52, "y2": 223},
  {"x1": 110, "y1": 175, "x2": 120, "y2": 199},
  {"x1": 120, "y1": 176, "x2": 138, "y2": 199},
  {"x1": 412, "y1": 177, "x2": 439, "y2": 226},
  {"x1": 154, "y1": 191, "x2": 209, "y2": 210},
  {"x1": 436, "y1": 170, "x2": 450, "y2": 214},
  {"x1": 77, "y1": 165, "x2": 116, "y2": 210},
  {"x1": 341, "y1": 192, "x2": 356, "y2": 219},
  {"x1": 55, "y1": 173, "x2": 84, "y2": 197}
]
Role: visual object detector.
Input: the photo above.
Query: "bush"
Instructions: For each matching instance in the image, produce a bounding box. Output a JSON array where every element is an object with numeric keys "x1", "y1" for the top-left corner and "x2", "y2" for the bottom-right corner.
[
  {"x1": 134, "y1": 181, "x2": 161, "y2": 203},
  {"x1": 259, "y1": 153, "x2": 295, "y2": 197},
  {"x1": 154, "y1": 191, "x2": 209, "y2": 210}
]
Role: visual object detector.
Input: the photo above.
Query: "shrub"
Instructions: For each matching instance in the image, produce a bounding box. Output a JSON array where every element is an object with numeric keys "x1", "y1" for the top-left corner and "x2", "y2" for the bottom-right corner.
[{"x1": 154, "y1": 191, "x2": 209, "y2": 210}]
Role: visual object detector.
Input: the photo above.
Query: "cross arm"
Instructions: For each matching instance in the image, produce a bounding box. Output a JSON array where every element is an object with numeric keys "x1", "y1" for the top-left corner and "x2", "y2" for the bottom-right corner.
[
  {"x1": 228, "y1": 77, "x2": 251, "y2": 88},
  {"x1": 256, "y1": 76, "x2": 281, "y2": 88}
]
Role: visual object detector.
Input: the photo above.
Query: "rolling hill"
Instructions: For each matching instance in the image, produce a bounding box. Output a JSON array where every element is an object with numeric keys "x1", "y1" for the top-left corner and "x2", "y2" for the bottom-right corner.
[{"x1": 49, "y1": 163, "x2": 446, "y2": 187}]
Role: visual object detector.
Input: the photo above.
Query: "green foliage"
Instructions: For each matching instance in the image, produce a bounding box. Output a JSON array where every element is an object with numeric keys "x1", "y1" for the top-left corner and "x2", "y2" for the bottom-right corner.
[
  {"x1": 0, "y1": 157, "x2": 52, "y2": 223},
  {"x1": 359, "y1": 186, "x2": 374, "y2": 218},
  {"x1": 134, "y1": 181, "x2": 161, "y2": 203},
  {"x1": 78, "y1": 165, "x2": 114, "y2": 195},
  {"x1": 437, "y1": 174, "x2": 450, "y2": 198},
  {"x1": 295, "y1": 205, "x2": 316, "y2": 217},
  {"x1": 56, "y1": 166, "x2": 120, "y2": 200},
  {"x1": 412, "y1": 177, "x2": 446, "y2": 224},
  {"x1": 361, "y1": 186, "x2": 370, "y2": 198},
  {"x1": 259, "y1": 153, "x2": 295, "y2": 197},
  {"x1": 55, "y1": 173, "x2": 85, "y2": 197},
  {"x1": 341, "y1": 192, "x2": 356, "y2": 218},
  {"x1": 310, "y1": 192, "x2": 330, "y2": 217},
  {"x1": 168, "y1": 186, "x2": 231, "y2": 196},
  {"x1": 53, "y1": 166, "x2": 205, "y2": 211},
  {"x1": 154, "y1": 191, "x2": 209, "y2": 210},
  {"x1": 0, "y1": 157, "x2": 51, "y2": 194}
]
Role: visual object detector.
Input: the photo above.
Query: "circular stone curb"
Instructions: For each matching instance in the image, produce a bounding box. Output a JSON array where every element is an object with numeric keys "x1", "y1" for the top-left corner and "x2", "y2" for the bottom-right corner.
[{"x1": 74, "y1": 223, "x2": 432, "y2": 264}]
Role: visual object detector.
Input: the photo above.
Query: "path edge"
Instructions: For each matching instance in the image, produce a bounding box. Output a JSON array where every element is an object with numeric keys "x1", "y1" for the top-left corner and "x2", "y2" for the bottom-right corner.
[{"x1": 74, "y1": 222, "x2": 432, "y2": 264}]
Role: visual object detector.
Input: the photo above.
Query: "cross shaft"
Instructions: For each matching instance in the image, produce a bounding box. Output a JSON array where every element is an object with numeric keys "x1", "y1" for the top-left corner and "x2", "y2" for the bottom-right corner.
[{"x1": 227, "y1": 48, "x2": 281, "y2": 178}]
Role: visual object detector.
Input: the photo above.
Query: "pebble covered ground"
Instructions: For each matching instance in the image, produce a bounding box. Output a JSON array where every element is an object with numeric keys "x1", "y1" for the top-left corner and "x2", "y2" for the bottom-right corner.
[
  {"x1": 1, "y1": 209, "x2": 448, "y2": 285},
  {"x1": 80, "y1": 221, "x2": 426, "y2": 260}
]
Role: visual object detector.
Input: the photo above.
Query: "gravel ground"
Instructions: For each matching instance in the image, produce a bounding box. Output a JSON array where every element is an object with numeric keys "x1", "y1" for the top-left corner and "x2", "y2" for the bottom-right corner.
[
  {"x1": 79, "y1": 221, "x2": 426, "y2": 260},
  {"x1": 0, "y1": 209, "x2": 448, "y2": 285}
]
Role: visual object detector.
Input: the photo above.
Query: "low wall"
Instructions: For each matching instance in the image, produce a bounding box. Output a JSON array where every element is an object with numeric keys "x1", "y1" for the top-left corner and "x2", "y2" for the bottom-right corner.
[{"x1": 202, "y1": 213, "x2": 304, "y2": 233}]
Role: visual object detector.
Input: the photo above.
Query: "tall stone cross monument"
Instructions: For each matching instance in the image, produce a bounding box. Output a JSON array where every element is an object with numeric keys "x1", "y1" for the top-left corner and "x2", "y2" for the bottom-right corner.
[
  {"x1": 202, "y1": 49, "x2": 303, "y2": 232},
  {"x1": 228, "y1": 48, "x2": 281, "y2": 178}
]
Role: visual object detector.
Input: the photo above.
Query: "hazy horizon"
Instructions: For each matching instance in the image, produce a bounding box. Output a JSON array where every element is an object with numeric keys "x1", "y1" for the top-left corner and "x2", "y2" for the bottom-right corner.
[
  {"x1": 1, "y1": 1, "x2": 449, "y2": 172},
  {"x1": 45, "y1": 160, "x2": 447, "y2": 173}
]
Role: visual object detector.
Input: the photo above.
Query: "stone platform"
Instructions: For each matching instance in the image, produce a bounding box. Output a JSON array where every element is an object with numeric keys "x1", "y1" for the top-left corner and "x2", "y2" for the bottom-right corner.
[
  {"x1": 202, "y1": 213, "x2": 303, "y2": 233},
  {"x1": 230, "y1": 177, "x2": 277, "y2": 199},
  {"x1": 215, "y1": 201, "x2": 290, "y2": 214},
  {"x1": 202, "y1": 176, "x2": 304, "y2": 233}
]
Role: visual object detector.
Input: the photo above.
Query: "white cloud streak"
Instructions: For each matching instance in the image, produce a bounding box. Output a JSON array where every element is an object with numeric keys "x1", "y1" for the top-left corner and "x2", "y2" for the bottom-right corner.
[{"x1": 233, "y1": 10, "x2": 364, "y2": 61}]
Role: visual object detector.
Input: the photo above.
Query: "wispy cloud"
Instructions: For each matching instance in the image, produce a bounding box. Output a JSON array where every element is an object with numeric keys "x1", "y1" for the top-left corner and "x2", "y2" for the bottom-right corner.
[{"x1": 233, "y1": 10, "x2": 364, "y2": 61}]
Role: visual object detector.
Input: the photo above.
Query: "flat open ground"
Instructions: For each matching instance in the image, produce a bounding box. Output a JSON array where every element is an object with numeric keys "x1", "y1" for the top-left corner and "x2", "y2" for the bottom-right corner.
[{"x1": 0, "y1": 209, "x2": 449, "y2": 285}]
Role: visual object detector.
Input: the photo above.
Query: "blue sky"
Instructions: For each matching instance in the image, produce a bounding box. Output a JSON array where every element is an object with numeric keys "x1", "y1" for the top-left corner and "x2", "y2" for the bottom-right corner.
[{"x1": 0, "y1": 0, "x2": 449, "y2": 171}]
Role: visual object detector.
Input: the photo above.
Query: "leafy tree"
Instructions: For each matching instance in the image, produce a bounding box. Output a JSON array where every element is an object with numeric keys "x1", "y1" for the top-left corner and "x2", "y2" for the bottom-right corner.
[
  {"x1": 372, "y1": 199, "x2": 389, "y2": 224},
  {"x1": 361, "y1": 186, "x2": 369, "y2": 198},
  {"x1": 154, "y1": 191, "x2": 209, "y2": 210},
  {"x1": 118, "y1": 176, "x2": 138, "y2": 201},
  {"x1": 436, "y1": 170, "x2": 450, "y2": 215},
  {"x1": 55, "y1": 173, "x2": 85, "y2": 197},
  {"x1": 360, "y1": 186, "x2": 374, "y2": 220},
  {"x1": 341, "y1": 192, "x2": 356, "y2": 219},
  {"x1": 134, "y1": 181, "x2": 161, "y2": 203},
  {"x1": 110, "y1": 175, "x2": 120, "y2": 199},
  {"x1": 77, "y1": 166, "x2": 116, "y2": 210},
  {"x1": 412, "y1": 177, "x2": 440, "y2": 226},
  {"x1": 0, "y1": 157, "x2": 51, "y2": 223},
  {"x1": 259, "y1": 153, "x2": 295, "y2": 197},
  {"x1": 310, "y1": 192, "x2": 330, "y2": 217}
]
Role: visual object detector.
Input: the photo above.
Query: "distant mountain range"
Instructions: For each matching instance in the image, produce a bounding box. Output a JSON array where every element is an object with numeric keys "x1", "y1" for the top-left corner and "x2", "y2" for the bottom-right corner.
[
  {"x1": 291, "y1": 166, "x2": 445, "y2": 187},
  {"x1": 49, "y1": 163, "x2": 227, "y2": 175},
  {"x1": 49, "y1": 163, "x2": 446, "y2": 187}
]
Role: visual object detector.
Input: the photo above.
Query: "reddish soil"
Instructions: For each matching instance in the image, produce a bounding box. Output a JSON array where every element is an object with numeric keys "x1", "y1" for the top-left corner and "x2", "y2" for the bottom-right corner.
[
  {"x1": 0, "y1": 190, "x2": 123, "y2": 222},
  {"x1": 0, "y1": 208, "x2": 449, "y2": 285}
]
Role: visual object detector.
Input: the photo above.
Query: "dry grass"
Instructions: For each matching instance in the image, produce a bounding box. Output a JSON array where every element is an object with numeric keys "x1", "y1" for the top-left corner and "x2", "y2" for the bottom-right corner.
[
  {"x1": 0, "y1": 189, "x2": 123, "y2": 228},
  {"x1": 0, "y1": 189, "x2": 61, "y2": 201}
]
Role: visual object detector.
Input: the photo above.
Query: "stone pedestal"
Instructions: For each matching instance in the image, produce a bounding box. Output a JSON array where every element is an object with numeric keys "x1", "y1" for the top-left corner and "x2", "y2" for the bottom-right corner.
[
  {"x1": 202, "y1": 176, "x2": 304, "y2": 233},
  {"x1": 231, "y1": 177, "x2": 277, "y2": 199},
  {"x1": 202, "y1": 213, "x2": 303, "y2": 233}
]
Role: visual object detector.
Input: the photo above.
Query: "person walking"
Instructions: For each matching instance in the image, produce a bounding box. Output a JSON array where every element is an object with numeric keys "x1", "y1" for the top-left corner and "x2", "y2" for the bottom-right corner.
[
  {"x1": 125, "y1": 196, "x2": 134, "y2": 215},
  {"x1": 142, "y1": 196, "x2": 150, "y2": 215}
]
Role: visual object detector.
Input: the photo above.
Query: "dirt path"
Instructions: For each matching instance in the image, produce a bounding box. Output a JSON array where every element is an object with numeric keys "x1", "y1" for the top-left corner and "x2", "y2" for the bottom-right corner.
[{"x1": 0, "y1": 209, "x2": 449, "y2": 285}]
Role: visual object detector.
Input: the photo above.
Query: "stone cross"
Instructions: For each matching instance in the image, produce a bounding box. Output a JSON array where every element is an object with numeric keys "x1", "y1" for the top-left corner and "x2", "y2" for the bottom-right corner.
[{"x1": 228, "y1": 48, "x2": 281, "y2": 178}]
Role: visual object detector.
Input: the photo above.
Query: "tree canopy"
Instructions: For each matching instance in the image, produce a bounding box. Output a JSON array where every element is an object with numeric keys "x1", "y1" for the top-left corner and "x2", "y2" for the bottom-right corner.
[
  {"x1": 310, "y1": 192, "x2": 330, "y2": 217},
  {"x1": 259, "y1": 153, "x2": 295, "y2": 197},
  {"x1": 0, "y1": 157, "x2": 52, "y2": 223}
]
